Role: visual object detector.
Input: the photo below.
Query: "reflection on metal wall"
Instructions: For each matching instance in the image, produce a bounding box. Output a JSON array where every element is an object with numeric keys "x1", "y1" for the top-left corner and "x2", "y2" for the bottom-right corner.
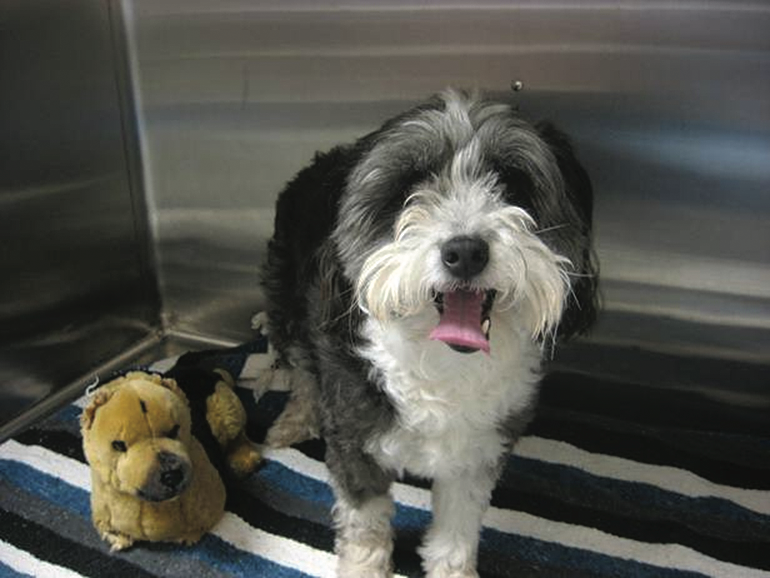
[
  {"x1": 0, "y1": 0, "x2": 160, "y2": 428},
  {"x1": 124, "y1": 1, "x2": 770, "y2": 398}
]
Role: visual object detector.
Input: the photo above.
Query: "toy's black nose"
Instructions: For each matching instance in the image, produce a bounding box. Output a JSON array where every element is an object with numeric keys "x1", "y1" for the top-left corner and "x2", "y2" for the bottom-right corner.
[
  {"x1": 440, "y1": 235, "x2": 489, "y2": 280},
  {"x1": 157, "y1": 451, "x2": 187, "y2": 489},
  {"x1": 138, "y1": 451, "x2": 191, "y2": 502},
  {"x1": 161, "y1": 467, "x2": 184, "y2": 490}
]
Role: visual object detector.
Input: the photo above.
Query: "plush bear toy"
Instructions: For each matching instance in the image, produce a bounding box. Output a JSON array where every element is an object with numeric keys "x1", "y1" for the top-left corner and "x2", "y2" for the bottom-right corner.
[{"x1": 81, "y1": 358, "x2": 260, "y2": 551}]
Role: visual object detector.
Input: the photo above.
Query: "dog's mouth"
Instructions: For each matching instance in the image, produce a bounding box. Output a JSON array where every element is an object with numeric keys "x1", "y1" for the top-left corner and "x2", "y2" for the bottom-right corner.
[{"x1": 429, "y1": 289, "x2": 496, "y2": 354}]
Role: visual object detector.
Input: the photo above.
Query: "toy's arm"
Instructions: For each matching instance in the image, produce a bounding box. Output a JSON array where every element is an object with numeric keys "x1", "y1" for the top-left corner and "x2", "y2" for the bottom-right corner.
[{"x1": 90, "y1": 478, "x2": 136, "y2": 551}]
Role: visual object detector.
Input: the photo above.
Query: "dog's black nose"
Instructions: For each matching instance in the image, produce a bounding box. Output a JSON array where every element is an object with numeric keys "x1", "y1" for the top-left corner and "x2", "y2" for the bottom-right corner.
[{"x1": 440, "y1": 236, "x2": 489, "y2": 280}]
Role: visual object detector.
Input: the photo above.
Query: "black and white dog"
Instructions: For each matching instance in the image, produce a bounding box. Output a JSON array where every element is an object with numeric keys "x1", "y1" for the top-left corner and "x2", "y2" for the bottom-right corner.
[{"x1": 259, "y1": 89, "x2": 598, "y2": 578}]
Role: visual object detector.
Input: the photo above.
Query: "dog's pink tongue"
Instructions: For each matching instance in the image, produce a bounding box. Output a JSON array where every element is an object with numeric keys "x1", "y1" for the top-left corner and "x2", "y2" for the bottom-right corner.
[{"x1": 429, "y1": 290, "x2": 489, "y2": 353}]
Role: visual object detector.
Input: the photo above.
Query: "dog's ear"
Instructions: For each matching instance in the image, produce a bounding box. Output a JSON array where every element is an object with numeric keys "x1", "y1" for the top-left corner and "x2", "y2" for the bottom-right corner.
[
  {"x1": 316, "y1": 240, "x2": 352, "y2": 329},
  {"x1": 534, "y1": 122, "x2": 593, "y2": 229},
  {"x1": 534, "y1": 121, "x2": 600, "y2": 340},
  {"x1": 333, "y1": 101, "x2": 449, "y2": 282}
]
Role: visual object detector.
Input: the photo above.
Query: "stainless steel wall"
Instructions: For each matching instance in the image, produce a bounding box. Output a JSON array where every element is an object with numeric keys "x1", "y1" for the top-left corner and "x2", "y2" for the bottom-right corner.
[
  {"x1": 0, "y1": 0, "x2": 160, "y2": 429},
  {"x1": 125, "y1": 1, "x2": 769, "y2": 400}
]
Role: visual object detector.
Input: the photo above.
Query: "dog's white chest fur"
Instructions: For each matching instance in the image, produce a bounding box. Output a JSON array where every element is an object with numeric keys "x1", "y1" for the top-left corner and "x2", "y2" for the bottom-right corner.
[{"x1": 359, "y1": 315, "x2": 541, "y2": 479}]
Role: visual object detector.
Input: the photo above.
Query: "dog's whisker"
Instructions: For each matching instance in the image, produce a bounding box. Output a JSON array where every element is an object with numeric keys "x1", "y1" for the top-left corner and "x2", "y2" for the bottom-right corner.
[{"x1": 533, "y1": 223, "x2": 570, "y2": 235}]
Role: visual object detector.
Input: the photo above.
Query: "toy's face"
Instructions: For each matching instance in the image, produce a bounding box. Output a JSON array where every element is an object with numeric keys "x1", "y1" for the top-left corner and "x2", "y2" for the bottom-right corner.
[{"x1": 83, "y1": 376, "x2": 194, "y2": 502}]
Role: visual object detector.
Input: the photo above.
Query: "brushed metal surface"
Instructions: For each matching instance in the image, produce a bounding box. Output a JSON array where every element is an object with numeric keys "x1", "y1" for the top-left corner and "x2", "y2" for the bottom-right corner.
[
  {"x1": 0, "y1": 0, "x2": 160, "y2": 426},
  {"x1": 124, "y1": 1, "x2": 769, "y2": 401}
]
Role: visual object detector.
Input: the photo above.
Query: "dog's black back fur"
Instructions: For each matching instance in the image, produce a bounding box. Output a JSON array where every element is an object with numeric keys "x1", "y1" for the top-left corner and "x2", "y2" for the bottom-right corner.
[
  {"x1": 262, "y1": 144, "x2": 358, "y2": 359},
  {"x1": 534, "y1": 121, "x2": 598, "y2": 338},
  {"x1": 262, "y1": 142, "x2": 400, "y2": 503}
]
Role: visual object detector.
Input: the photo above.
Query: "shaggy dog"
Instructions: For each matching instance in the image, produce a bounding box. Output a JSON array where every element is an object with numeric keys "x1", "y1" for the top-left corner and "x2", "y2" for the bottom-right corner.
[{"x1": 259, "y1": 89, "x2": 598, "y2": 578}]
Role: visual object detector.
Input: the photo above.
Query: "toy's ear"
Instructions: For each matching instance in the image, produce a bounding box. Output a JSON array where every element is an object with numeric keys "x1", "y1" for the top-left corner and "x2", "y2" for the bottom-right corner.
[
  {"x1": 81, "y1": 388, "x2": 113, "y2": 431},
  {"x1": 158, "y1": 376, "x2": 189, "y2": 405},
  {"x1": 118, "y1": 370, "x2": 189, "y2": 405}
]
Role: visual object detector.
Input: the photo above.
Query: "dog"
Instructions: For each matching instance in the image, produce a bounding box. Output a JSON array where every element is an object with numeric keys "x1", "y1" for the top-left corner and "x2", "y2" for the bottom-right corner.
[{"x1": 259, "y1": 89, "x2": 598, "y2": 578}]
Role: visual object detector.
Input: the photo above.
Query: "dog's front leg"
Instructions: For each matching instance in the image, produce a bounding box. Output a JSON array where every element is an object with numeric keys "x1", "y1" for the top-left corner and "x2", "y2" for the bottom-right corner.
[
  {"x1": 420, "y1": 464, "x2": 499, "y2": 578},
  {"x1": 326, "y1": 441, "x2": 396, "y2": 578},
  {"x1": 333, "y1": 490, "x2": 395, "y2": 578}
]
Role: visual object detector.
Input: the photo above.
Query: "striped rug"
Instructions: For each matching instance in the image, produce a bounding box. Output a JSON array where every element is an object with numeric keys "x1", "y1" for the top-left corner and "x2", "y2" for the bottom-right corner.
[{"x1": 0, "y1": 339, "x2": 768, "y2": 577}]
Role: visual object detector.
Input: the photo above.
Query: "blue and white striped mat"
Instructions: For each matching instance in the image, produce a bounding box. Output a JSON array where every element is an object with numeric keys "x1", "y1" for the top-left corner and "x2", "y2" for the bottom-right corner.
[{"x1": 1, "y1": 339, "x2": 768, "y2": 577}]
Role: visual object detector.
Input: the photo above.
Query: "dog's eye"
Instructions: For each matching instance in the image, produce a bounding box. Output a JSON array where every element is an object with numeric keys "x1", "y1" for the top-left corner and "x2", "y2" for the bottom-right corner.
[
  {"x1": 112, "y1": 440, "x2": 128, "y2": 453},
  {"x1": 167, "y1": 425, "x2": 180, "y2": 439}
]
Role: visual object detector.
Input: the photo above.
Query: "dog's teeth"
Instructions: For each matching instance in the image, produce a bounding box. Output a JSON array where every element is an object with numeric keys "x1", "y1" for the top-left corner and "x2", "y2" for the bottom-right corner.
[{"x1": 481, "y1": 317, "x2": 491, "y2": 338}]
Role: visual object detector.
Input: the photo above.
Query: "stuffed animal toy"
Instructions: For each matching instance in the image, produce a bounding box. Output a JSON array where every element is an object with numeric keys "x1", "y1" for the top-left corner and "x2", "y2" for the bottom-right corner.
[{"x1": 81, "y1": 358, "x2": 260, "y2": 551}]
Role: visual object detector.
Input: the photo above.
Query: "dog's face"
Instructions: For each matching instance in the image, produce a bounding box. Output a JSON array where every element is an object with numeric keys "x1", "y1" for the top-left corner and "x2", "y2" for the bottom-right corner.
[
  {"x1": 332, "y1": 90, "x2": 597, "y2": 354},
  {"x1": 82, "y1": 373, "x2": 194, "y2": 502}
]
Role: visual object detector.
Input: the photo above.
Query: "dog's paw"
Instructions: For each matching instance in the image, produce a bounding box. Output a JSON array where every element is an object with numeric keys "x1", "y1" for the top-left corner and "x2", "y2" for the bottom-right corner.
[
  {"x1": 264, "y1": 397, "x2": 319, "y2": 448},
  {"x1": 427, "y1": 570, "x2": 479, "y2": 578},
  {"x1": 422, "y1": 546, "x2": 479, "y2": 578},
  {"x1": 264, "y1": 368, "x2": 320, "y2": 448},
  {"x1": 336, "y1": 540, "x2": 394, "y2": 578}
]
